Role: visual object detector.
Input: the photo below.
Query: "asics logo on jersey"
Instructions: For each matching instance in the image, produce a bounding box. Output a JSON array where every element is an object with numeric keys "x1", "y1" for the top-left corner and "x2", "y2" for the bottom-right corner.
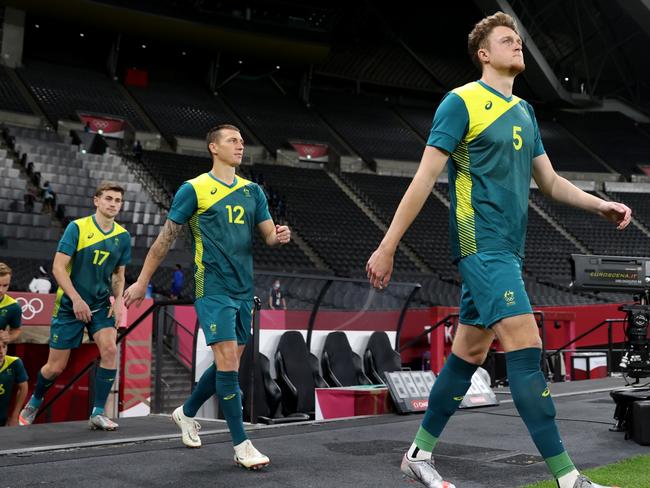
[
  {"x1": 453, "y1": 396, "x2": 464, "y2": 401},
  {"x1": 542, "y1": 387, "x2": 550, "y2": 398},
  {"x1": 87, "y1": 232, "x2": 94, "y2": 239},
  {"x1": 485, "y1": 100, "x2": 493, "y2": 110},
  {"x1": 210, "y1": 187, "x2": 218, "y2": 195},
  {"x1": 223, "y1": 394, "x2": 236, "y2": 401}
]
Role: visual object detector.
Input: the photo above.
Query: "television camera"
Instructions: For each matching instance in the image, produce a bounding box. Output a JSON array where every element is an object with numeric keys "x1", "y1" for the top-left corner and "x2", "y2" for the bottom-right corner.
[{"x1": 570, "y1": 254, "x2": 650, "y2": 379}]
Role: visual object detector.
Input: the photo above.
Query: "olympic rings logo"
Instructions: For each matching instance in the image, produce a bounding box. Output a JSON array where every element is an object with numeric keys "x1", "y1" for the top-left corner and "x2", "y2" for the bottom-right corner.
[
  {"x1": 93, "y1": 120, "x2": 110, "y2": 129},
  {"x1": 16, "y1": 297, "x2": 44, "y2": 320}
]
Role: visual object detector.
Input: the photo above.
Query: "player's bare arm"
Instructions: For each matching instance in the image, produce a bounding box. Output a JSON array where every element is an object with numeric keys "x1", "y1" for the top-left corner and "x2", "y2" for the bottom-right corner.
[
  {"x1": 108, "y1": 266, "x2": 125, "y2": 325},
  {"x1": 532, "y1": 153, "x2": 631, "y2": 230},
  {"x1": 123, "y1": 219, "x2": 183, "y2": 307},
  {"x1": 367, "y1": 146, "x2": 449, "y2": 289},
  {"x1": 257, "y1": 220, "x2": 291, "y2": 247},
  {"x1": 52, "y1": 251, "x2": 91, "y2": 323}
]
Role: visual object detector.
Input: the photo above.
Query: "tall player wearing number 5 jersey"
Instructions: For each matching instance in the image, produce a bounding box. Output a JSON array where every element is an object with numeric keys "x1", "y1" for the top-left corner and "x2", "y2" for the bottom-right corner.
[
  {"x1": 124, "y1": 124, "x2": 290, "y2": 470},
  {"x1": 366, "y1": 12, "x2": 630, "y2": 488},
  {"x1": 20, "y1": 182, "x2": 131, "y2": 430}
]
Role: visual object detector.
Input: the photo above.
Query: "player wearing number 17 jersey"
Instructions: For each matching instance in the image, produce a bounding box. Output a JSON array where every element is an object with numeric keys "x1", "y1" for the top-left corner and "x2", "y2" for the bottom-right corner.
[{"x1": 20, "y1": 182, "x2": 131, "y2": 430}]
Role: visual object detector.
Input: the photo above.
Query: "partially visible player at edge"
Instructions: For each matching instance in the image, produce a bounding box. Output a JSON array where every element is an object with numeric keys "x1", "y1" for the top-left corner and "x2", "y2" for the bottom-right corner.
[
  {"x1": 0, "y1": 262, "x2": 22, "y2": 344},
  {"x1": 123, "y1": 124, "x2": 291, "y2": 470},
  {"x1": 366, "y1": 12, "x2": 629, "y2": 488},
  {"x1": 19, "y1": 182, "x2": 131, "y2": 430}
]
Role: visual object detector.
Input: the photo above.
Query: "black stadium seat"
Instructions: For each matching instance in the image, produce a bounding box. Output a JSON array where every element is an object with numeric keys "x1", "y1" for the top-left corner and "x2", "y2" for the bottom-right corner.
[
  {"x1": 275, "y1": 331, "x2": 328, "y2": 418},
  {"x1": 239, "y1": 342, "x2": 309, "y2": 425},
  {"x1": 363, "y1": 331, "x2": 402, "y2": 384},
  {"x1": 321, "y1": 331, "x2": 372, "y2": 387}
]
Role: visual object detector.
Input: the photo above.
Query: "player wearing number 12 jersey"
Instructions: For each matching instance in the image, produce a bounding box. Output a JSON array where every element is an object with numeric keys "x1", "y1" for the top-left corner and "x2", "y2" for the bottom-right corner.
[
  {"x1": 123, "y1": 124, "x2": 291, "y2": 470},
  {"x1": 20, "y1": 182, "x2": 130, "y2": 430}
]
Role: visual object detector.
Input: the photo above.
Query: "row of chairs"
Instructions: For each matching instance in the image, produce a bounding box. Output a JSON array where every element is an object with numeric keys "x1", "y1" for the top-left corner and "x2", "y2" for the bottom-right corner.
[{"x1": 239, "y1": 330, "x2": 401, "y2": 424}]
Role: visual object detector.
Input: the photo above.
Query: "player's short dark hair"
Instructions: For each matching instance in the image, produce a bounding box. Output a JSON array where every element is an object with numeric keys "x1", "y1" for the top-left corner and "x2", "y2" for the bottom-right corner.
[
  {"x1": 468, "y1": 11, "x2": 520, "y2": 69},
  {"x1": 206, "y1": 124, "x2": 241, "y2": 154},
  {"x1": 0, "y1": 262, "x2": 12, "y2": 277},
  {"x1": 95, "y1": 181, "x2": 125, "y2": 197}
]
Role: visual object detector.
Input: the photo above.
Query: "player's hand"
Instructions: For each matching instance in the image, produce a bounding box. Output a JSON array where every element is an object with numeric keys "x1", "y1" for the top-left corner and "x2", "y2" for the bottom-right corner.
[
  {"x1": 275, "y1": 224, "x2": 291, "y2": 245},
  {"x1": 0, "y1": 329, "x2": 9, "y2": 342},
  {"x1": 598, "y1": 201, "x2": 632, "y2": 230},
  {"x1": 72, "y1": 297, "x2": 92, "y2": 323},
  {"x1": 108, "y1": 299, "x2": 123, "y2": 328},
  {"x1": 123, "y1": 281, "x2": 147, "y2": 308},
  {"x1": 366, "y1": 246, "x2": 394, "y2": 290},
  {"x1": 7, "y1": 416, "x2": 18, "y2": 427}
]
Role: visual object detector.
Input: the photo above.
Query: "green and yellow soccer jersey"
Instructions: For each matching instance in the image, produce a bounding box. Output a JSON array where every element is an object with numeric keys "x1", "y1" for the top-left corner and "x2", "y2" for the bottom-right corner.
[
  {"x1": 0, "y1": 294, "x2": 21, "y2": 330},
  {"x1": 168, "y1": 173, "x2": 272, "y2": 300},
  {"x1": 0, "y1": 355, "x2": 28, "y2": 420},
  {"x1": 53, "y1": 215, "x2": 131, "y2": 317},
  {"x1": 427, "y1": 80, "x2": 545, "y2": 262}
]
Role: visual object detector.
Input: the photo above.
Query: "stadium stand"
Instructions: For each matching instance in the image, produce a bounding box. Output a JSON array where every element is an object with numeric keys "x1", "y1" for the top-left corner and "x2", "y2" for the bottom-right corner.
[
  {"x1": 220, "y1": 77, "x2": 348, "y2": 156},
  {"x1": 531, "y1": 189, "x2": 649, "y2": 258},
  {"x1": 18, "y1": 60, "x2": 149, "y2": 130},
  {"x1": 128, "y1": 79, "x2": 252, "y2": 141},
  {"x1": 251, "y1": 163, "x2": 418, "y2": 277},
  {"x1": 343, "y1": 172, "x2": 455, "y2": 278},
  {"x1": 557, "y1": 111, "x2": 650, "y2": 176},
  {"x1": 312, "y1": 91, "x2": 424, "y2": 163},
  {"x1": 0, "y1": 65, "x2": 33, "y2": 114}
]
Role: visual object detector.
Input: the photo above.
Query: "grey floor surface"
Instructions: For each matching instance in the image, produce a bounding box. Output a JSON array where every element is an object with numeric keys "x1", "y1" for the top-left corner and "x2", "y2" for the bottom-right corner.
[{"x1": 1, "y1": 377, "x2": 649, "y2": 488}]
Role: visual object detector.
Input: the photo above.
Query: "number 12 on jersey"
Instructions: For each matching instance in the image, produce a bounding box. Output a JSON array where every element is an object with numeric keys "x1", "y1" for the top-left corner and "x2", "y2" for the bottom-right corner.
[{"x1": 226, "y1": 205, "x2": 245, "y2": 224}]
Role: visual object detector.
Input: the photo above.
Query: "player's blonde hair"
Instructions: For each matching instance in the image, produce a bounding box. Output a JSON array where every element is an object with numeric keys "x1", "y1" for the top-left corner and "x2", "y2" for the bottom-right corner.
[
  {"x1": 95, "y1": 181, "x2": 125, "y2": 197},
  {"x1": 0, "y1": 262, "x2": 12, "y2": 277},
  {"x1": 468, "y1": 11, "x2": 520, "y2": 69}
]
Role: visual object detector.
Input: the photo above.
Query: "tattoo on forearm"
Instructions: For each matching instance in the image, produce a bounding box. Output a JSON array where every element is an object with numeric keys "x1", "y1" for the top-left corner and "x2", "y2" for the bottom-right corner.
[{"x1": 152, "y1": 220, "x2": 182, "y2": 259}]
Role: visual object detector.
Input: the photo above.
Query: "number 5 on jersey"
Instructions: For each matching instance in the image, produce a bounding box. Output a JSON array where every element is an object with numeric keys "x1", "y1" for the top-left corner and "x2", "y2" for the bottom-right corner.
[
  {"x1": 512, "y1": 125, "x2": 523, "y2": 150},
  {"x1": 92, "y1": 250, "x2": 110, "y2": 265},
  {"x1": 226, "y1": 205, "x2": 245, "y2": 224}
]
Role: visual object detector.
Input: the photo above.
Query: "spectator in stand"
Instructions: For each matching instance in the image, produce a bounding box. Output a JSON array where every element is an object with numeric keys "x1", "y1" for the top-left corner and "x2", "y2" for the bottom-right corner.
[
  {"x1": 42, "y1": 181, "x2": 56, "y2": 213},
  {"x1": 8, "y1": 200, "x2": 18, "y2": 212},
  {"x1": 84, "y1": 121, "x2": 91, "y2": 133},
  {"x1": 134, "y1": 140, "x2": 143, "y2": 162},
  {"x1": 29, "y1": 266, "x2": 52, "y2": 294},
  {"x1": 170, "y1": 264, "x2": 184, "y2": 300},
  {"x1": 268, "y1": 279, "x2": 287, "y2": 310},
  {"x1": 23, "y1": 189, "x2": 36, "y2": 213}
]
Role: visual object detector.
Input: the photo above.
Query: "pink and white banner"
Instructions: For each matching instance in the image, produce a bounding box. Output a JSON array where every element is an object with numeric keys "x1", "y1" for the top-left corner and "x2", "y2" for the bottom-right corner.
[
  {"x1": 289, "y1": 141, "x2": 329, "y2": 162},
  {"x1": 79, "y1": 113, "x2": 127, "y2": 138}
]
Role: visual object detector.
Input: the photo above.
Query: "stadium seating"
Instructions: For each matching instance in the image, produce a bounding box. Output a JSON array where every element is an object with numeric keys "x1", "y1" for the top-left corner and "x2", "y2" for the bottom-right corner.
[
  {"x1": 0, "y1": 66, "x2": 32, "y2": 114},
  {"x1": 128, "y1": 79, "x2": 253, "y2": 141},
  {"x1": 321, "y1": 331, "x2": 372, "y2": 387},
  {"x1": 251, "y1": 163, "x2": 418, "y2": 277},
  {"x1": 18, "y1": 60, "x2": 149, "y2": 130},
  {"x1": 312, "y1": 91, "x2": 424, "y2": 162},
  {"x1": 343, "y1": 172, "x2": 455, "y2": 278},
  {"x1": 220, "y1": 77, "x2": 348, "y2": 156},
  {"x1": 557, "y1": 111, "x2": 650, "y2": 176}
]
